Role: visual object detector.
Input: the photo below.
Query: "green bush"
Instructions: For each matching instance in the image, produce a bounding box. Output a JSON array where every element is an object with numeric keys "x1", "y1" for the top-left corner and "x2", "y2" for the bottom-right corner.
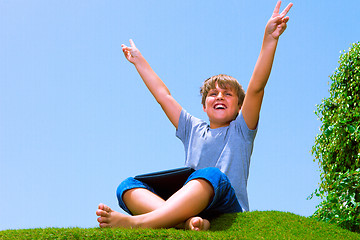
[{"x1": 311, "y1": 42, "x2": 360, "y2": 232}]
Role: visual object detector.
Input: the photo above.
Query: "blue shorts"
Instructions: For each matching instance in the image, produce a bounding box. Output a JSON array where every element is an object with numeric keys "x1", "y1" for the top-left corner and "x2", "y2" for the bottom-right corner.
[{"x1": 116, "y1": 167, "x2": 242, "y2": 218}]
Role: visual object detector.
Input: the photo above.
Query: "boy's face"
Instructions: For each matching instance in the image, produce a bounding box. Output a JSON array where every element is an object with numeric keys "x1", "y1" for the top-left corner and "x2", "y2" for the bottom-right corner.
[{"x1": 203, "y1": 82, "x2": 241, "y2": 129}]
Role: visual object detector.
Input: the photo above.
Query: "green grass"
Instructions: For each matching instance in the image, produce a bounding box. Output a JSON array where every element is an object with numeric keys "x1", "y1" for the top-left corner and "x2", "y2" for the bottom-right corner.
[{"x1": 1, "y1": 211, "x2": 359, "y2": 239}]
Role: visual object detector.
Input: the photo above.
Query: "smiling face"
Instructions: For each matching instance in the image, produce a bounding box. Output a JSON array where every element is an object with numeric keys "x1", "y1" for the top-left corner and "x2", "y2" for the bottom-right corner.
[{"x1": 203, "y1": 82, "x2": 241, "y2": 129}]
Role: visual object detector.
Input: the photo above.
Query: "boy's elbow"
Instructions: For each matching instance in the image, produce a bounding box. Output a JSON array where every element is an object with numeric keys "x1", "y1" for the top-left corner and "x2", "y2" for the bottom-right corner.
[
  {"x1": 247, "y1": 78, "x2": 266, "y2": 94},
  {"x1": 155, "y1": 91, "x2": 172, "y2": 105},
  {"x1": 248, "y1": 87, "x2": 265, "y2": 97}
]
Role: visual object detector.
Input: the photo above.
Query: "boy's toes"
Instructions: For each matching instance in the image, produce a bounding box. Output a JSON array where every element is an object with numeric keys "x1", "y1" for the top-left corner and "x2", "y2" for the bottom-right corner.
[
  {"x1": 191, "y1": 218, "x2": 202, "y2": 231},
  {"x1": 186, "y1": 217, "x2": 210, "y2": 231},
  {"x1": 96, "y1": 209, "x2": 110, "y2": 217},
  {"x1": 99, "y1": 203, "x2": 112, "y2": 212},
  {"x1": 99, "y1": 222, "x2": 112, "y2": 228},
  {"x1": 98, "y1": 219, "x2": 112, "y2": 228},
  {"x1": 97, "y1": 203, "x2": 113, "y2": 213},
  {"x1": 185, "y1": 217, "x2": 201, "y2": 231},
  {"x1": 97, "y1": 216, "x2": 108, "y2": 224}
]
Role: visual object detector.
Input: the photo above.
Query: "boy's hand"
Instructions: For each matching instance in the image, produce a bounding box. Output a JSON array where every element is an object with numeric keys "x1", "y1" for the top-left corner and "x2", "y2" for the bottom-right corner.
[
  {"x1": 121, "y1": 39, "x2": 182, "y2": 129},
  {"x1": 242, "y1": 1, "x2": 293, "y2": 130},
  {"x1": 265, "y1": 1, "x2": 293, "y2": 40},
  {"x1": 121, "y1": 39, "x2": 141, "y2": 64}
]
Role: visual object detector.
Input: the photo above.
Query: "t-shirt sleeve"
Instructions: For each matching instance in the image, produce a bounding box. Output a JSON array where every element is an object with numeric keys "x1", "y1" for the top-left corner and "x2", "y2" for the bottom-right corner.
[
  {"x1": 176, "y1": 109, "x2": 191, "y2": 144},
  {"x1": 176, "y1": 109, "x2": 204, "y2": 143},
  {"x1": 234, "y1": 111, "x2": 258, "y2": 142}
]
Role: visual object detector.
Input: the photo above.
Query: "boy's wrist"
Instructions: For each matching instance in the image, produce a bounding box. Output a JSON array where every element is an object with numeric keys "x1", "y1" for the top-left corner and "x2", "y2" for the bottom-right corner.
[
  {"x1": 263, "y1": 33, "x2": 278, "y2": 47},
  {"x1": 133, "y1": 54, "x2": 153, "y2": 73},
  {"x1": 132, "y1": 53, "x2": 146, "y2": 66}
]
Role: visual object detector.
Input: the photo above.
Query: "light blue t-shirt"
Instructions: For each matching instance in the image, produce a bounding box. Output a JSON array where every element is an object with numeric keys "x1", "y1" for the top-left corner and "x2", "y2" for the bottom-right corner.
[{"x1": 176, "y1": 109, "x2": 257, "y2": 212}]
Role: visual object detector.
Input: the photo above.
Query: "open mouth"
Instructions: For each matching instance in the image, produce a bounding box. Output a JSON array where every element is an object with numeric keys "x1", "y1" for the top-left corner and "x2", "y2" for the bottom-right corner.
[{"x1": 214, "y1": 103, "x2": 226, "y2": 110}]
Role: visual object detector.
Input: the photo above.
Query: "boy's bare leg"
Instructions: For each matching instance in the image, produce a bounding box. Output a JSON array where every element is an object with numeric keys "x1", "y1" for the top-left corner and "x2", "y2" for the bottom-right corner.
[
  {"x1": 96, "y1": 179, "x2": 214, "y2": 229},
  {"x1": 123, "y1": 188, "x2": 165, "y2": 215},
  {"x1": 122, "y1": 188, "x2": 210, "y2": 230}
]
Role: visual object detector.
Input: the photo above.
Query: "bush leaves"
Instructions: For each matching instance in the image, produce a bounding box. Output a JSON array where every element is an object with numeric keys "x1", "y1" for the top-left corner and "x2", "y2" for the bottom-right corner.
[{"x1": 311, "y1": 42, "x2": 360, "y2": 233}]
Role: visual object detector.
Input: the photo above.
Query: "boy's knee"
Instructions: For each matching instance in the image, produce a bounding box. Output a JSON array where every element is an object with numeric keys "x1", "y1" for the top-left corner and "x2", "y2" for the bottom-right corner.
[
  {"x1": 187, "y1": 167, "x2": 231, "y2": 191},
  {"x1": 117, "y1": 177, "x2": 154, "y2": 215},
  {"x1": 193, "y1": 167, "x2": 228, "y2": 182},
  {"x1": 187, "y1": 168, "x2": 242, "y2": 215},
  {"x1": 116, "y1": 177, "x2": 136, "y2": 200}
]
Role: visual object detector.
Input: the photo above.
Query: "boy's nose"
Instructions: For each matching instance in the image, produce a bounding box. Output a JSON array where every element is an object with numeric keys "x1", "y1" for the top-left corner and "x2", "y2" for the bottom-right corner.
[{"x1": 216, "y1": 92, "x2": 224, "y2": 99}]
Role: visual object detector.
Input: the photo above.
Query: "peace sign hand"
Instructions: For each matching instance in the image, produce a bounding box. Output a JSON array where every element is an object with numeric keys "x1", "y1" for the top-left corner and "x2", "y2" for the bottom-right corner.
[
  {"x1": 265, "y1": 1, "x2": 293, "y2": 40},
  {"x1": 121, "y1": 39, "x2": 142, "y2": 64}
]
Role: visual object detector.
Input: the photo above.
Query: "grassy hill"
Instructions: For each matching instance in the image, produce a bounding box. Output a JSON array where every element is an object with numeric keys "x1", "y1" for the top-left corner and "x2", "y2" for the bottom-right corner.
[{"x1": 1, "y1": 211, "x2": 359, "y2": 239}]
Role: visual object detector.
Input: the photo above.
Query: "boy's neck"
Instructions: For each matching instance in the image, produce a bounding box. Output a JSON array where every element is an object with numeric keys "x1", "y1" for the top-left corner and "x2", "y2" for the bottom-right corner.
[{"x1": 209, "y1": 121, "x2": 231, "y2": 129}]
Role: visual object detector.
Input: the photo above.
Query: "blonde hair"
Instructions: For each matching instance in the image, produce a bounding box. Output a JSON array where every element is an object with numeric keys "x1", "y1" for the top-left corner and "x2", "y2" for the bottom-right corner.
[{"x1": 200, "y1": 74, "x2": 245, "y2": 107}]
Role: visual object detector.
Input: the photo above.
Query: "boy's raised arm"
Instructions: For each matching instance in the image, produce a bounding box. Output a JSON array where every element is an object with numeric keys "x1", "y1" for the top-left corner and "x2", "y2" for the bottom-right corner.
[
  {"x1": 122, "y1": 39, "x2": 182, "y2": 129},
  {"x1": 241, "y1": 1, "x2": 293, "y2": 130}
]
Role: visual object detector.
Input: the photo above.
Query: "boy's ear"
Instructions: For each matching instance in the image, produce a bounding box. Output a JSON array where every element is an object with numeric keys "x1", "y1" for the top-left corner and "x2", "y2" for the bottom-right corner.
[{"x1": 203, "y1": 104, "x2": 207, "y2": 112}]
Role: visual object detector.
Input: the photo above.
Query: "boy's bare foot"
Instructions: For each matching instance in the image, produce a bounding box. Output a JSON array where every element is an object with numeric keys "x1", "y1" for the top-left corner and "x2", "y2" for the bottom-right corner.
[
  {"x1": 185, "y1": 216, "x2": 210, "y2": 231},
  {"x1": 96, "y1": 203, "x2": 136, "y2": 228},
  {"x1": 96, "y1": 203, "x2": 210, "y2": 230}
]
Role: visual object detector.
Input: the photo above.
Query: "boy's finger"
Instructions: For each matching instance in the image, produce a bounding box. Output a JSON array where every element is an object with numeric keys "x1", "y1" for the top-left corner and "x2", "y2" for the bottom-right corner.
[
  {"x1": 121, "y1": 44, "x2": 128, "y2": 50},
  {"x1": 280, "y1": 3, "x2": 293, "y2": 17},
  {"x1": 282, "y1": 16, "x2": 289, "y2": 23},
  {"x1": 273, "y1": 0, "x2": 281, "y2": 14},
  {"x1": 271, "y1": 15, "x2": 283, "y2": 25},
  {"x1": 129, "y1": 39, "x2": 136, "y2": 48}
]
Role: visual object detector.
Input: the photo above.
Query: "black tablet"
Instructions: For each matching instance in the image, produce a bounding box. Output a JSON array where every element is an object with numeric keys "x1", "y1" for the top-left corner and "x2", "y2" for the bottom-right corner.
[{"x1": 134, "y1": 167, "x2": 195, "y2": 200}]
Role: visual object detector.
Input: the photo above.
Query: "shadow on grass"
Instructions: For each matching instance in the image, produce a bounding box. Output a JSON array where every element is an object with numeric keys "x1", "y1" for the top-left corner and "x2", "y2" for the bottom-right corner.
[{"x1": 208, "y1": 213, "x2": 239, "y2": 231}]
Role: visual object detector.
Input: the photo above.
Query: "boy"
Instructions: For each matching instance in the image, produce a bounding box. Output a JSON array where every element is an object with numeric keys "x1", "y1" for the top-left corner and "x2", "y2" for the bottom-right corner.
[{"x1": 96, "y1": 1, "x2": 292, "y2": 231}]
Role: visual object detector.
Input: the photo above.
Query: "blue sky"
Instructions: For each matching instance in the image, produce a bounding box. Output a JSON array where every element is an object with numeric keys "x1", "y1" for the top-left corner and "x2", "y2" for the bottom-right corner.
[{"x1": 1, "y1": 0, "x2": 359, "y2": 230}]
